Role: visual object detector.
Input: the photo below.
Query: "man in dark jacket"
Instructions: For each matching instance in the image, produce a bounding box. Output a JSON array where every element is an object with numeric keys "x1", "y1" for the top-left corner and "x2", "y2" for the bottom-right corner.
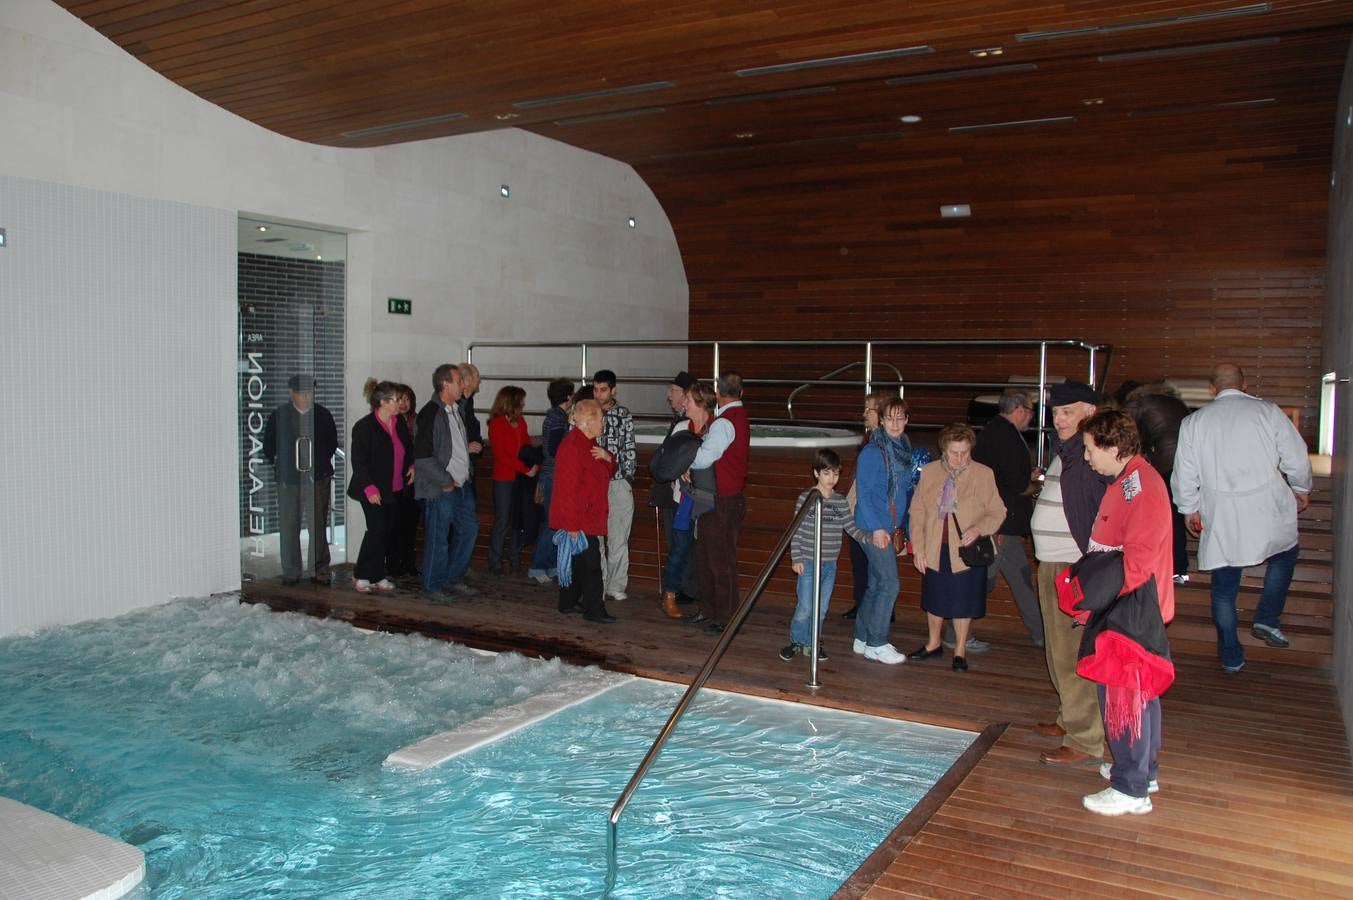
[
  {"x1": 1123, "y1": 383, "x2": 1191, "y2": 582},
  {"x1": 262, "y1": 374, "x2": 338, "y2": 585},
  {"x1": 972, "y1": 388, "x2": 1043, "y2": 647},
  {"x1": 649, "y1": 371, "x2": 700, "y2": 610},
  {"x1": 415, "y1": 364, "x2": 478, "y2": 600}
]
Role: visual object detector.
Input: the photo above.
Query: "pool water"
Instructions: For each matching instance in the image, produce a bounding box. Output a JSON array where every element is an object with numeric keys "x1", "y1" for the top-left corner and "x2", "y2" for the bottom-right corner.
[{"x1": 0, "y1": 598, "x2": 975, "y2": 898}]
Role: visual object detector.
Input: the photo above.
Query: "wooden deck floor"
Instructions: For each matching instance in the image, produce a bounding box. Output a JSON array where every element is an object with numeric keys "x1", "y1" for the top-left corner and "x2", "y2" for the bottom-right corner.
[{"x1": 243, "y1": 572, "x2": 1353, "y2": 899}]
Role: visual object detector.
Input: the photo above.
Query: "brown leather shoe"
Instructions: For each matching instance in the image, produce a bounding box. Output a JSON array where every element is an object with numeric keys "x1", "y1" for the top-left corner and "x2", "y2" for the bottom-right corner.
[
  {"x1": 661, "y1": 591, "x2": 684, "y2": 619},
  {"x1": 1040, "y1": 746, "x2": 1097, "y2": 766},
  {"x1": 1033, "y1": 721, "x2": 1066, "y2": 738}
]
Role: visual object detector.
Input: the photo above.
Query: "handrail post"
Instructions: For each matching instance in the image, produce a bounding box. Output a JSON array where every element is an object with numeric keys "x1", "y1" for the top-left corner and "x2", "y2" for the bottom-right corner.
[
  {"x1": 581, "y1": 343, "x2": 589, "y2": 384},
  {"x1": 712, "y1": 341, "x2": 720, "y2": 384},
  {"x1": 864, "y1": 342, "x2": 873, "y2": 396},
  {"x1": 1087, "y1": 345, "x2": 1097, "y2": 388},
  {"x1": 1037, "y1": 341, "x2": 1049, "y2": 470},
  {"x1": 807, "y1": 493, "x2": 823, "y2": 689}
]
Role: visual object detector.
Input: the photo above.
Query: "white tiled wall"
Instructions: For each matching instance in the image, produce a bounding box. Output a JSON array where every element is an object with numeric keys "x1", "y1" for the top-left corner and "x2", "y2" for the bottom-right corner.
[{"x1": 0, "y1": 176, "x2": 238, "y2": 636}]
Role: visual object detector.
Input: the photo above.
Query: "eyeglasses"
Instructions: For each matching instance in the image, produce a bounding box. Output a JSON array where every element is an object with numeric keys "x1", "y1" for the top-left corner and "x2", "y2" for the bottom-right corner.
[{"x1": 884, "y1": 415, "x2": 907, "y2": 422}]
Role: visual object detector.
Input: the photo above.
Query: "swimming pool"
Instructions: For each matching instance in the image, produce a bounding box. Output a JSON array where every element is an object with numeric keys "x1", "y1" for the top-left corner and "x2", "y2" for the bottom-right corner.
[{"x1": 0, "y1": 598, "x2": 975, "y2": 898}]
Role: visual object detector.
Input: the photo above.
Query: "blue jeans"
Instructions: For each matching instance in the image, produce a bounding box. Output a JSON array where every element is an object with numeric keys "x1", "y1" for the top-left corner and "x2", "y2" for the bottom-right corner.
[
  {"x1": 1209, "y1": 542, "x2": 1300, "y2": 668},
  {"x1": 662, "y1": 524, "x2": 696, "y2": 593},
  {"x1": 790, "y1": 561, "x2": 837, "y2": 646},
  {"x1": 854, "y1": 541, "x2": 899, "y2": 648},
  {"x1": 528, "y1": 477, "x2": 557, "y2": 576},
  {"x1": 422, "y1": 487, "x2": 478, "y2": 592}
]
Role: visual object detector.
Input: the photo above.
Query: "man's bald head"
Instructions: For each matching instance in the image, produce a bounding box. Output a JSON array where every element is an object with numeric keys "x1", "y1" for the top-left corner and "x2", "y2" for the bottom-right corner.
[{"x1": 1210, "y1": 364, "x2": 1246, "y2": 393}]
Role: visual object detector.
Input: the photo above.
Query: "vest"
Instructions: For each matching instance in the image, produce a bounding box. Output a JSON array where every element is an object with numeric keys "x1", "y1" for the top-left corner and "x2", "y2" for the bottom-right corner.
[{"x1": 713, "y1": 403, "x2": 750, "y2": 496}]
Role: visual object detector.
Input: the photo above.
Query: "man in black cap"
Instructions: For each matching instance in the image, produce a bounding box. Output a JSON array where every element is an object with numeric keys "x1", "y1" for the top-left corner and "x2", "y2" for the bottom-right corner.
[
  {"x1": 650, "y1": 371, "x2": 701, "y2": 610},
  {"x1": 262, "y1": 374, "x2": 339, "y2": 585},
  {"x1": 1030, "y1": 380, "x2": 1110, "y2": 767}
]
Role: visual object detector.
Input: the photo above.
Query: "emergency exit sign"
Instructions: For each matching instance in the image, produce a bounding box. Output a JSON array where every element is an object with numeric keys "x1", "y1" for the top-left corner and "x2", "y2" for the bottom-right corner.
[{"x1": 388, "y1": 297, "x2": 412, "y2": 315}]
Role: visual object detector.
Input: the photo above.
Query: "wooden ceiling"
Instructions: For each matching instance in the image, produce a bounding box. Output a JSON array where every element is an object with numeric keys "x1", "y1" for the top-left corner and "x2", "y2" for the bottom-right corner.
[{"x1": 54, "y1": 1, "x2": 1353, "y2": 169}]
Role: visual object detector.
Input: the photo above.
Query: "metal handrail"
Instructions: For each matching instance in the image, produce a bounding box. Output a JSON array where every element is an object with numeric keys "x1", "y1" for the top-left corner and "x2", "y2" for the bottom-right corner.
[
  {"x1": 786, "y1": 360, "x2": 904, "y2": 419},
  {"x1": 605, "y1": 492, "x2": 825, "y2": 888}
]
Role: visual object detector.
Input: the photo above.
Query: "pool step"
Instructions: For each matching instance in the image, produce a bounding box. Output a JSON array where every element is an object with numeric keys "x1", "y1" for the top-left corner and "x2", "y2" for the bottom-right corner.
[
  {"x1": 385, "y1": 670, "x2": 631, "y2": 771},
  {"x1": 0, "y1": 797, "x2": 145, "y2": 900}
]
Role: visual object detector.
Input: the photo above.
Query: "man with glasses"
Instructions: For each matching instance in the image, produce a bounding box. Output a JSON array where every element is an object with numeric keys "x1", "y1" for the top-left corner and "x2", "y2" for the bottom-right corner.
[{"x1": 972, "y1": 388, "x2": 1044, "y2": 648}]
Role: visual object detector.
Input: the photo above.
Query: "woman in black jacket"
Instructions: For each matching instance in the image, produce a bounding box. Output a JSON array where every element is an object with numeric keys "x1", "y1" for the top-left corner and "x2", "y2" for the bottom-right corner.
[{"x1": 347, "y1": 379, "x2": 414, "y2": 594}]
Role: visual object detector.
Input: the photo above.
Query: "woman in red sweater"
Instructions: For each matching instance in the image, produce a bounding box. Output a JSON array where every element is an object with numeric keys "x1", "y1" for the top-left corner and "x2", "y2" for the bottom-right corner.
[
  {"x1": 550, "y1": 399, "x2": 616, "y2": 622},
  {"x1": 487, "y1": 386, "x2": 538, "y2": 576}
]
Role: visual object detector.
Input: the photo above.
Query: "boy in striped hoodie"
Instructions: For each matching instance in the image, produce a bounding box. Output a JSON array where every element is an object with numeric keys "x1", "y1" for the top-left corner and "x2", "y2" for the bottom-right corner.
[{"x1": 781, "y1": 449, "x2": 867, "y2": 662}]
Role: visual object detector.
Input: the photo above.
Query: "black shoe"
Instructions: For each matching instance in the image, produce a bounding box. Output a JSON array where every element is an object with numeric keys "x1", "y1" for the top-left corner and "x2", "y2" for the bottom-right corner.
[
  {"x1": 685, "y1": 613, "x2": 709, "y2": 626},
  {"x1": 842, "y1": 605, "x2": 858, "y2": 620},
  {"x1": 559, "y1": 604, "x2": 583, "y2": 615},
  {"x1": 909, "y1": 644, "x2": 943, "y2": 661},
  {"x1": 585, "y1": 612, "x2": 617, "y2": 624},
  {"x1": 675, "y1": 592, "x2": 698, "y2": 606},
  {"x1": 816, "y1": 643, "x2": 829, "y2": 661},
  {"x1": 703, "y1": 622, "x2": 725, "y2": 635},
  {"x1": 780, "y1": 643, "x2": 803, "y2": 661},
  {"x1": 420, "y1": 590, "x2": 446, "y2": 604},
  {"x1": 952, "y1": 655, "x2": 969, "y2": 672},
  {"x1": 280, "y1": 576, "x2": 301, "y2": 586}
]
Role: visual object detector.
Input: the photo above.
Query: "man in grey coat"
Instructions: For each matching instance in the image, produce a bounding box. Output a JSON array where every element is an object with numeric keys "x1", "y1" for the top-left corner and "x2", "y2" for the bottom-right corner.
[{"x1": 1172, "y1": 363, "x2": 1313, "y2": 673}]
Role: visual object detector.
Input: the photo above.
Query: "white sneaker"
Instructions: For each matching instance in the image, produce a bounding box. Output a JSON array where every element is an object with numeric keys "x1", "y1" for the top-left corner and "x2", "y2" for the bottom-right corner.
[
  {"x1": 852, "y1": 639, "x2": 867, "y2": 655},
  {"x1": 1173, "y1": 574, "x2": 1190, "y2": 585},
  {"x1": 353, "y1": 579, "x2": 373, "y2": 593},
  {"x1": 374, "y1": 578, "x2": 396, "y2": 593},
  {"x1": 1100, "y1": 762, "x2": 1159, "y2": 794},
  {"x1": 863, "y1": 643, "x2": 908, "y2": 665},
  {"x1": 532, "y1": 574, "x2": 552, "y2": 585},
  {"x1": 607, "y1": 592, "x2": 628, "y2": 602},
  {"x1": 1082, "y1": 786, "x2": 1152, "y2": 816}
]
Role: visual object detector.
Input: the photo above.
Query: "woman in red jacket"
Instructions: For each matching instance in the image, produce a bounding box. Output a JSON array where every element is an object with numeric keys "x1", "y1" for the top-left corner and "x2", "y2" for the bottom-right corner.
[
  {"x1": 550, "y1": 399, "x2": 616, "y2": 622},
  {"x1": 1078, "y1": 409, "x2": 1175, "y2": 817},
  {"x1": 487, "y1": 386, "x2": 538, "y2": 576}
]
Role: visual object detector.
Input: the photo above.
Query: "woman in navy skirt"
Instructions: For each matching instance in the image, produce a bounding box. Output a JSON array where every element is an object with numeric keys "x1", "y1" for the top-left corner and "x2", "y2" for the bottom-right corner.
[{"x1": 906, "y1": 423, "x2": 1005, "y2": 671}]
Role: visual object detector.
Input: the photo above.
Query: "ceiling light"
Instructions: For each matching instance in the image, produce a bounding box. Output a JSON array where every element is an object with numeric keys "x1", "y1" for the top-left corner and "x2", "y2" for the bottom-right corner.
[
  {"x1": 940, "y1": 205, "x2": 971, "y2": 218},
  {"x1": 734, "y1": 131, "x2": 756, "y2": 139},
  {"x1": 970, "y1": 47, "x2": 1004, "y2": 58},
  {"x1": 513, "y1": 82, "x2": 675, "y2": 110},
  {"x1": 1017, "y1": 3, "x2": 1270, "y2": 42},
  {"x1": 627, "y1": 218, "x2": 637, "y2": 229},
  {"x1": 736, "y1": 45, "x2": 933, "y2": 77},
  {"x1": 494, "y1": 113, "x2": 519, "y2": 121},
  {"x1": 1081, "y1": 98, "x2": 1105, "y2": 106},
  {"x1": 257, "y1": 225, "x2": 267, "y2": 232},
  {"x1": 1098, "y1": 35, "x2": 1279, "y2": 62},
  {"x1": 900, "y1": 115, "x2": 922, "y2": 123},
  {"x1": 316, "y1": 255, "x2": 323, "y2": 261},
  {"x1": 500, "y1": 184, "x2": 510, "y2": 198}
]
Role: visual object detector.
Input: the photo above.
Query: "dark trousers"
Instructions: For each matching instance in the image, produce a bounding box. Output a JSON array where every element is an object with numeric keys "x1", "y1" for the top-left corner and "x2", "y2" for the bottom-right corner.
[
  {"x1": 660, "y1": 505, "x2": 699, "y2": 596},
  {"x1": 489, "y1": 479, "x2": 523, "y2": 573},
  {"x1": 386, "y1": 487, "x2": 419, "y2": 576},
  {"x1": 559, "y1": 535, "x2": 606, "y2": 617},
  {"x1": 696, "y1": 492, "x2": 746, "y2": 624},
  {"x1": 1098, "y1": 685, "x2": 1161, "y2": 799},
  {"x1": 355, "y1": 495, "x2": 398, "y2": 582},
  {"x1": 277, "y1": 477, "x2": 332, "y2": 579},
  {"x1": 1164, "y1": 475, "x2": 1189, "y2": 577}
]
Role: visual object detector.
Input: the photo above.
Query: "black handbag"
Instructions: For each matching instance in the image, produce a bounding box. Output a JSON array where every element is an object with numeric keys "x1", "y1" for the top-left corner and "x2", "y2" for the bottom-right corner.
[{"x1": 954, "y1": 515, "x2": 997, "y2": 568}]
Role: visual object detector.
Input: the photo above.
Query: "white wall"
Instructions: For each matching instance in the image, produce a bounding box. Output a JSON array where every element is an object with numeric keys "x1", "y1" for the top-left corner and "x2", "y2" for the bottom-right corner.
[{"x1": 0, "y1": 0, "x2": 688, "y2": 635}]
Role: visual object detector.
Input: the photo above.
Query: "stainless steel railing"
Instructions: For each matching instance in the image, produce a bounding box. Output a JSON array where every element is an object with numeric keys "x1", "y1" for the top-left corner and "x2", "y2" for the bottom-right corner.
[
  {"x1": 786, "y1": 360, "x2": 904, "y2": 419},
  {"x1": 604, "y1": 491, "x2": 826, "y2": 889}
]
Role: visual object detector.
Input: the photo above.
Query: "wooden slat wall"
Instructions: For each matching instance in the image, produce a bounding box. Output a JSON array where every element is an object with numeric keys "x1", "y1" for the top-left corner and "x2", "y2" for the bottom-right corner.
[{"x1": 641, "y1": 73, "x2": 1340, "y2": 438}]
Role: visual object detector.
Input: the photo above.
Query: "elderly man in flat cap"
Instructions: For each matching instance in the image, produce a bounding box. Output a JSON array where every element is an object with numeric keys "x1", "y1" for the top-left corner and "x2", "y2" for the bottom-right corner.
[{"x1": 1030, "y1": 381, "x2": 1110, "y2": 767}]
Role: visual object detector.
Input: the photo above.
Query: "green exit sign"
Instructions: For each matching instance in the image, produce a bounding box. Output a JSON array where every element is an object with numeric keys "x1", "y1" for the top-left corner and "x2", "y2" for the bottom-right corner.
[{"x1": 388, "y1": 297, "x2": 412, "y2": 315}]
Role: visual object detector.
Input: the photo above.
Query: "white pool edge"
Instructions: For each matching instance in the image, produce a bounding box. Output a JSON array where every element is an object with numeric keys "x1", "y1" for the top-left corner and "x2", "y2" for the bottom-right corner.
[
  {"x1": 0, "y1": 797, "x2": 145, "y2": 900},
  {"x1": 385, "y1": 671, "x2": 634, "y2": 771}
]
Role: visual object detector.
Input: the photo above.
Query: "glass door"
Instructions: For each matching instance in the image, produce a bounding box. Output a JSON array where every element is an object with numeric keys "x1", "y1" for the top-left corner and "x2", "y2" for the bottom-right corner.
[{"x1": 238, "y1": 218, "x2": 347, "y2": 585}]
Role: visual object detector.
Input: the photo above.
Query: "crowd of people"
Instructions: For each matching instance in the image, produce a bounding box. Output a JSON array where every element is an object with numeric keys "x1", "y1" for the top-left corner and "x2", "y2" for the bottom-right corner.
[{"x1": 264, "y1": 360, "x2": 1313, "y2": 817}]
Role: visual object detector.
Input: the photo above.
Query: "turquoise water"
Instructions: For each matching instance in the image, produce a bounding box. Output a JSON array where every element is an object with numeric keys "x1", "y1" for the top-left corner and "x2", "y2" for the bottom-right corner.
[{"x1": 0, "y1": 598, "x2": 975, "y2": 898}]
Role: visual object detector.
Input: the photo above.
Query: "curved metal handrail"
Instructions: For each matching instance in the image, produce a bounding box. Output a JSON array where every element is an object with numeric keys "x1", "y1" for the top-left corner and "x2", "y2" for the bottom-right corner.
[
  {"x1": 604, "y1": 491, "x2": 825, "y2": 889},
  {"x1": 786, "y1": 360, "x2": 904, "y2": 419}
]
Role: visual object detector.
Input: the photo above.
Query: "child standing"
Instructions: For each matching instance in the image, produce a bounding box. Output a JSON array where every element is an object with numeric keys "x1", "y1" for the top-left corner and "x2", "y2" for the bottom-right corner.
[{"x1": 781, "y1": 449, "x2": 866, "y2": 661}]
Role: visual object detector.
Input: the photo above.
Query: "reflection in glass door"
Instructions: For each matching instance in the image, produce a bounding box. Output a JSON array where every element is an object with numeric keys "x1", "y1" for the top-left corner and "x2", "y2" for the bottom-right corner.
[{"x1": 238, "y1": 218, "x2": 346, "y2": 585}]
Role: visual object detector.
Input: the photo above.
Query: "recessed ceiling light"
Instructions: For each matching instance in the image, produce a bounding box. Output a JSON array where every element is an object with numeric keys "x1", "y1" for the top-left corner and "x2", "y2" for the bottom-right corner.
[
  {"x1": 734, "y1": 131, "x2": 756, "y2": 139},
  {"x1": 495, "y1": 112, "x2": 519, "y2": 121},
  {"x1": 970, "y1": 47, "x2": 1004, "y2": 58},
  {"x1": 316, "y1": 255, "x2": 323, "y2": 260},
  {"x1": 257, "y1": 225, "x2": 267, "y2": 232},
  {"x1": 1081, "y1": 97, "x2": 1105, "y2": 106},
  {"x1": 940, "y1": 204, "x2": 972, "y2": 218},
  {"x1": 627, "y1": 217, "x2": 637, "y2": 229},
  {"x1": 500, "y1": 184, "x2": 510, "y2": 198},
  {"x1": 900, "y1": 114, "x2": 922, "y2": 123}
]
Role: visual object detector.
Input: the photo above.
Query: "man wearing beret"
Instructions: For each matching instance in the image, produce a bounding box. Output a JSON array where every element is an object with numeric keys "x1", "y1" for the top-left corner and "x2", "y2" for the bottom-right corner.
[{"x1": 1030, "y1": 381, "x2": 1110, "y2": 766}]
